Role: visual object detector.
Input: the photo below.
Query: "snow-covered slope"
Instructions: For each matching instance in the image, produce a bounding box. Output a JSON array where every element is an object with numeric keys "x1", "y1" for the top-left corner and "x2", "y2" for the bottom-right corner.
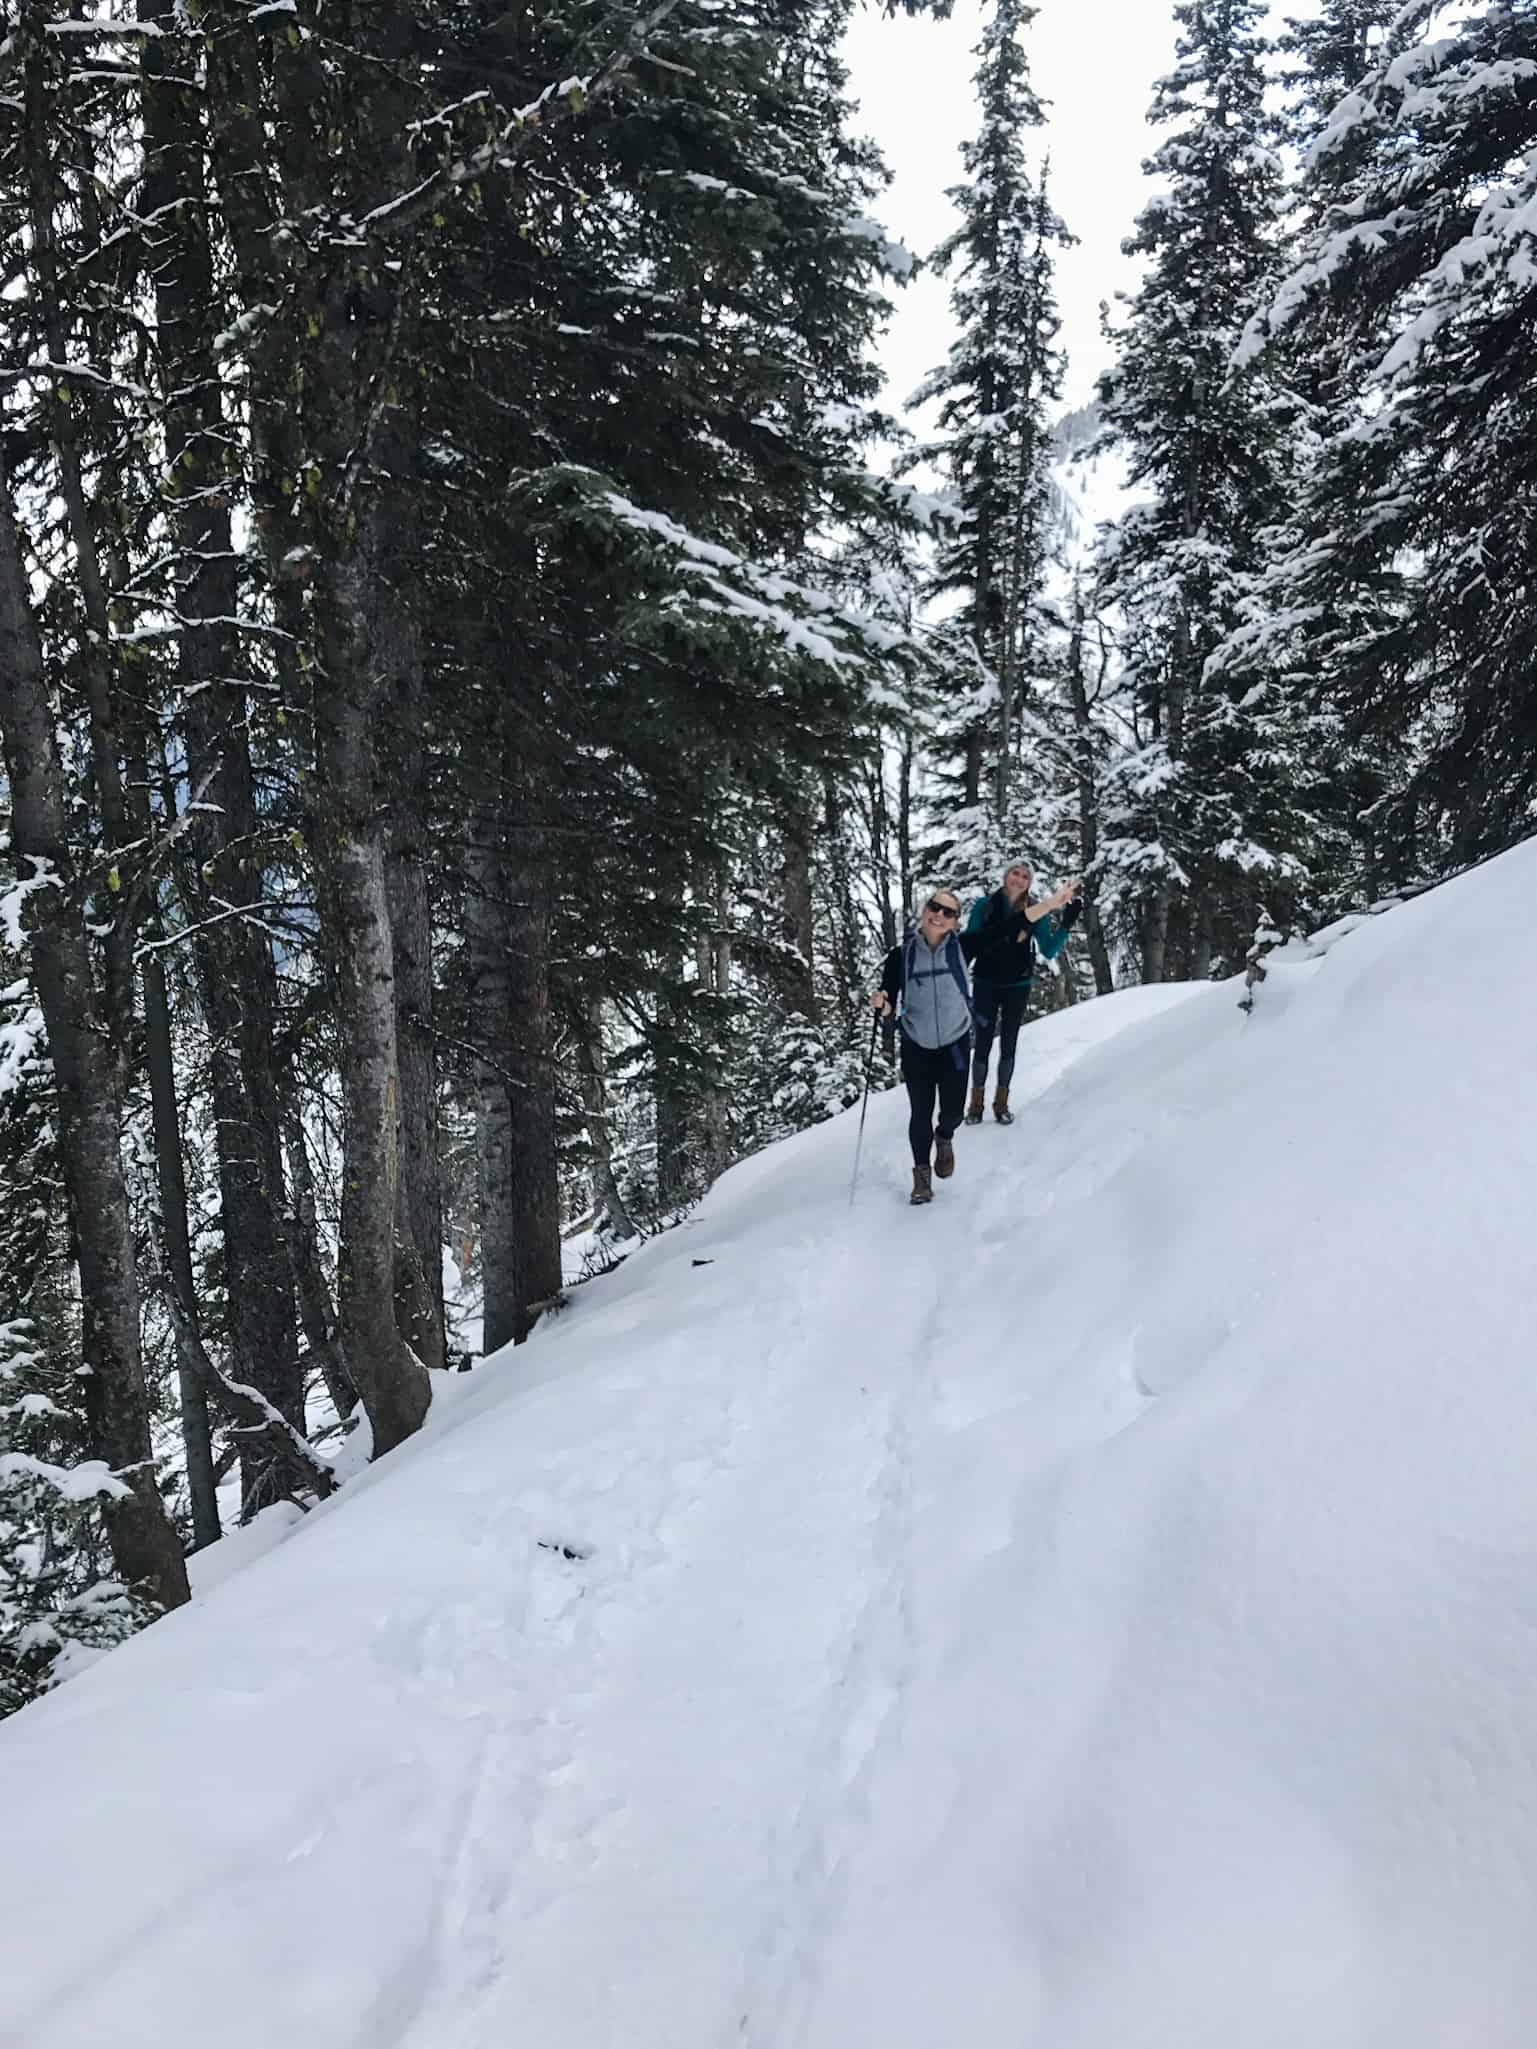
[{"x1": 7, "y1": 844, "x2": 1537, "y2": 2048}]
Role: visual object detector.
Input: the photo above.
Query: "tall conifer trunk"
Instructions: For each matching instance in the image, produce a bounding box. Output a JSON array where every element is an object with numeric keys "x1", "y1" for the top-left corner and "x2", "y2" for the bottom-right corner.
[
  {"x1": 142, "y1": 0, "x2": 302, "y2": 1491},
  {"x1": 465, "y1": 804, "x2": 517, "y2": 1356},
  {"x1": 466, "y1": 760, "x2": 562, "y2": 1348},
  {"x1": 779, "y1": 798, "x2": 818, "y2": 1020},
  {"x1": 1066, "y1": 588, "x2": 1116, "y2": 997},
  {"x1": 385, "y1": 616, "x2": 445, "y2": 1375},
  {"x1": 311, "y1": 548, "x2": 431, "y2": 1454},
  {"x1": 575, "y1": 996, "x2": 639, "y2": 1243},
  {"x1": 502, "y1": 782, "x2": 563, "y2": 1332},
  {"x1": 142, "y1": 950, "x2": 222, "y2": 1552}
]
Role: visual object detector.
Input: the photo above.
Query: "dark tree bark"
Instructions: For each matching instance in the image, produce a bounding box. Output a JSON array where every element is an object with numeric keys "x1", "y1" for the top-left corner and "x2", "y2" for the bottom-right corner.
[
  {"x1": 464, "y1": 803, "x2": 518, "y2": 1356},
  {"x1": 693, "y1": 862, "x2": 732, "y2": 1186},
  {"x1": 898, "y1": 731, "x2": 916, "y2": 923},
  {"x1": 20, "y1": 39, "x2": 136, "y2": 1044},
  {"x1": 500, "y1": 805, "x2": 562, "y2": 1330},
  {"x1": 1065, "y1": 585, "x2": 1115, "y2": 997},
  {"x1": 1191, "y1": 906, "x2": 1216, "y2": 983},
  {"x1": 963, "y1": 721, "x2": 986, "y2": 814},
  {"x1": 867, "y1": 745, "x2": 899, "y2": 955},
  {"x1": 823, "y1": 774, "x2": 861, "y2": 1028},
  {"x1": 0, "y1": 463, "x2": 190, "y2": 1613},
  {"x1": 310, "y1": 549, "x2": 431, "y2": 1455},
  {"x1": 283, "y1": 1112, "x2": 358, "y2": 1421},
  {"x1": 141, "y1": 3, "x2": 304, "y2": 1493},
  {"x1": 654, "y1": 976, "x2": 696, "y2": 1214},
  {"x1": 386, "y1": 752, "x2": 445, "y2": 1374},
  {"x1": 464, "y1": 776, "x2": 562, "y2": 1349},
  {"x1": 145, "y1": 979, "x2": 338, "y2": 1512},
  {"x1": 574, "y1": 994, "x2": 639, "y2": 1243},
  {"x1": 1143, "y1": 600, "x2": 1193, "y2": 986},
  {"x1": 142, "y1": 951, "x2": 222, "y2": 1552},
  {"x1": 779, "y1": 795, "x2": 818, "y2": 1021},
  {"x1": 1141, "y1": 895, "x2": 1173, "y2": 985}
]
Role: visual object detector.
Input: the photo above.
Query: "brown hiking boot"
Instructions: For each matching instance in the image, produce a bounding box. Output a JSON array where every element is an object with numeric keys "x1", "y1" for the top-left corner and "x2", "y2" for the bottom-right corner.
[
  {"x1": 909, "y1": 1164, "x2": 934, "y2": 1206},
  {"x1": 993, "y1": 1087, "x2": 1014, "y2": 1126},
  {"x1": 964, "y1": 1086, "x2": 985, "y2": 1125},
  {"x1": 934, "y1": 1134, "x2": 956, "y2": 1180}
]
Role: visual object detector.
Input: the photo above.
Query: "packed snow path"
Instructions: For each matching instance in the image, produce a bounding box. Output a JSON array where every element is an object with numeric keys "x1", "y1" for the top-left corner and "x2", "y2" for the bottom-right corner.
[{"x1": 7, "y1": 846, "x2": 1537, "y2": 2048}]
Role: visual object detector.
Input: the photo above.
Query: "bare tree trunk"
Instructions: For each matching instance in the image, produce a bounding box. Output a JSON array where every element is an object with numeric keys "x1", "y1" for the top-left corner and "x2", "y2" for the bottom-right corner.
[
  {"x1": 693, "y1": 862, "x2": 732, "y2": 1185},
  {"x1": 963, "y1": 722, "x2": 985, "y2": 813},
  {"x1": 898, "y1": 733, "x2": 915, "y2": 923},
  {"x1": 192, "y1": 939, "x2": 303, "y2": 1495},
  {"x1": 575, "y1": 995, "x2": 639, "y2": 1243},
  {"x1": 823, "y1": 774, "x2": 861, "y2": 1028},
  {"x1": 142, "y1": 951, "x2": 222, "y2": 1552},
  {"x1": 145, "y1": 958, "x2": 336, "y2": 1510},
  {"x1": 465, "y1": 804, "x2": 518, "y2": 1356},
  {"x1": 779, "y1": 795, "x2": 818, "y2": 1021},
  {"x1": 655, "y1": 977, "x2": 695, "y2": 1214},
  {"x1": 387, "y1": 814, "x2": 445, "y2": 1373},
  {"x1": 1065, "y1": 584, "x2": 1115, "y2": 997},
  {"x1": 0, "y1": 464, "x2": 190, "y2": 1612},
  {"x1": 1191, "y1": 906, "x2": 1215, "y2": 983},
  {"x1": 502, "y1": 780, "x2": 564, "y2": 1334},
  {"x1": 20, "y1": 45, "x2": 136, "y2": 1042},
  {"x1": 1141, "y1": 893, "x2": 1172, "y2": 985},
  {"x1": 711, "y1": 864, "x2": 733, "y2": 1000},
  {"x1": 311, "y1": 556, "x2": 431, "y2": 1455},
  {"x1": 201, "y1": 0, "x2": 430, "y2": 1443},
  {"x1": 283, "y1": 1112, "x2": 357, "y2": 1421},
  {"x1": 125, "y1": 714, "x2": 220, "y2": 1545},
  {"x1": 141, "y1": 7, "x2": 303, "y2": 1499},
  {"x1": 867, "y1": 743, "x2": 899, "y2": 955}
]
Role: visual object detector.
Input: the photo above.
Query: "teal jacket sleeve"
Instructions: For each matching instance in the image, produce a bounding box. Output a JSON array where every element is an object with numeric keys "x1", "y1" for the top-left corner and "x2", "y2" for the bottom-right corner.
[
  {"x1": 1030, "y1": 911, "x2": 1070, "y2": 962},
  {"x1": 966, "y1": 897, "x2": 986, "y2": 935}
]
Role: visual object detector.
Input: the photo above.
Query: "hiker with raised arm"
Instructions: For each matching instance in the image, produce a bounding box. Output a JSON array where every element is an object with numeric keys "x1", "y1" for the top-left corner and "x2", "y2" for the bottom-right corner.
[
  {"x1": 964, "y1": 858, "x2": 1082, "y2": 1127},
  {"x1": 870, "y1": 887, "x2": 985, "y2": 1208}
]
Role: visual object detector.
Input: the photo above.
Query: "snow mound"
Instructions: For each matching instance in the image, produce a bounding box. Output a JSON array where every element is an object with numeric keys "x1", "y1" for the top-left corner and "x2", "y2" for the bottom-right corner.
[{"x1": 5, "y1": 843, "x2": 1537, "y2": 2048}]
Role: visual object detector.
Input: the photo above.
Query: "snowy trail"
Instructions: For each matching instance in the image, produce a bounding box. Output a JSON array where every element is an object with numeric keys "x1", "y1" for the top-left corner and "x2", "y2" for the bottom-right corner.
[
  {"x1": 0, "y1": 990, "x2": 1147, "y2": 2049},
  {"x1": 12, "y1": 850, "x2": 1537, "y2": 2049}
]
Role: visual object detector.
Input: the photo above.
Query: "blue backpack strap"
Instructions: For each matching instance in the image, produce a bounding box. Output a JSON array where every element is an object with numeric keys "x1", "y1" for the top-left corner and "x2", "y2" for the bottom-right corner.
[
  {"x1": 944, "y1": 932, "x2": 974, "y2": 1019},
  {"x1": 897, "y1": 931, "x2": 917, "y2": 1038},
  {"x1": 947, "y1": 935, "x2": 974, "y2": 1069}
]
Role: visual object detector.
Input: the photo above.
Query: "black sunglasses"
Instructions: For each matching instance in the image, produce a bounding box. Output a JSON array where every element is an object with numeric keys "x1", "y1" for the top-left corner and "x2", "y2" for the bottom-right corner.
[{"x1": 925, "y1": 898, "x2": 960, "y2": 919}]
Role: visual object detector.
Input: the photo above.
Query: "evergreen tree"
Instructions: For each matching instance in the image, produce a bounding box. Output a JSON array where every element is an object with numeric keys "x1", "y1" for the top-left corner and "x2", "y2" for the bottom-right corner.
[
  {"x1": 1096, "y1": 0, "x2": 1319, "y2": 979},
  {"x1": 0, "y1": 985, "x2": 148, "y2": 1713},
  {"x1": 1279, "y1": 0, "x2": 1401, "y2": 139},
  {"x1": 1239, "y1": 0, "x2": 1537, "y2": 873},
  {"x1": 912, "y1": 0, "x2": 1070, "y2": 858}
]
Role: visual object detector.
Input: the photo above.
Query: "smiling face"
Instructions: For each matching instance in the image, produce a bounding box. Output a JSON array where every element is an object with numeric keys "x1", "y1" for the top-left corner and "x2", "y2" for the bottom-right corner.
[
  {"x1": 919, "y1": 891, "x2": 961, "y2": 944},
  {"x1": 1003, "y1": 862, "x2": 1032, "y2": 904}
]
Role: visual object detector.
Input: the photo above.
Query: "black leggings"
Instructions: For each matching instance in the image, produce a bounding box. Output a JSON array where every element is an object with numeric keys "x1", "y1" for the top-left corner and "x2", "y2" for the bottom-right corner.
[
  {"x1": 971, "y1": 980, "x2": 1030, "y2": 1089},
  {"x1": 901, "y1": 1034, "x2": 969, "y2": 1166}
]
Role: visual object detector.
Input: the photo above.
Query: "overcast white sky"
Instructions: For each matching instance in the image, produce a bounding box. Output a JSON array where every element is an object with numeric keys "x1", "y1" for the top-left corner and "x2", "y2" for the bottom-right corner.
[{"x1": 841, "y1": 0, "x2": 1325, "y2": 417}]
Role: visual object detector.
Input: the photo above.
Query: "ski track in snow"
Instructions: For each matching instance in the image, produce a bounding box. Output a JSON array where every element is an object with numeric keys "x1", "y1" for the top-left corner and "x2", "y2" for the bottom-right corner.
[
  {"x1": 380, "y1": 1274, "x2": 785, "y2": 2048},
  {"x1": 270, "y1": 1192, "x2": 932, "y2": 2049}
]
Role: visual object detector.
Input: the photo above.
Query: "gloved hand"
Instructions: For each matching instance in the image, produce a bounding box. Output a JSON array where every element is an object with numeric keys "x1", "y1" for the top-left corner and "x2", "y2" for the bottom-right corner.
[{"x1": 1058, "y1": 896, "x2": 1083, "y2": 930}]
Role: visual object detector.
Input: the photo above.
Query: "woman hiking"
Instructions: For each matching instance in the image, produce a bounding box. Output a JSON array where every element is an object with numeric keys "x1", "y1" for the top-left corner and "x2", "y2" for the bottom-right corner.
[
  {"x1": 870, "y1": 888, "x2": 986, "y2": 1207},
  {"x1": 963, "y1": 859, "x2": 1081, "y2": 1127}
]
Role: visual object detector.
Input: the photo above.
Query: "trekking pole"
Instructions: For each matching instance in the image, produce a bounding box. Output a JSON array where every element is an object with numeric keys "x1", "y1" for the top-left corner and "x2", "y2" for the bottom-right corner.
[{"x1": 848, "y1": 1010, "x2": 881, "y2": 1209}]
